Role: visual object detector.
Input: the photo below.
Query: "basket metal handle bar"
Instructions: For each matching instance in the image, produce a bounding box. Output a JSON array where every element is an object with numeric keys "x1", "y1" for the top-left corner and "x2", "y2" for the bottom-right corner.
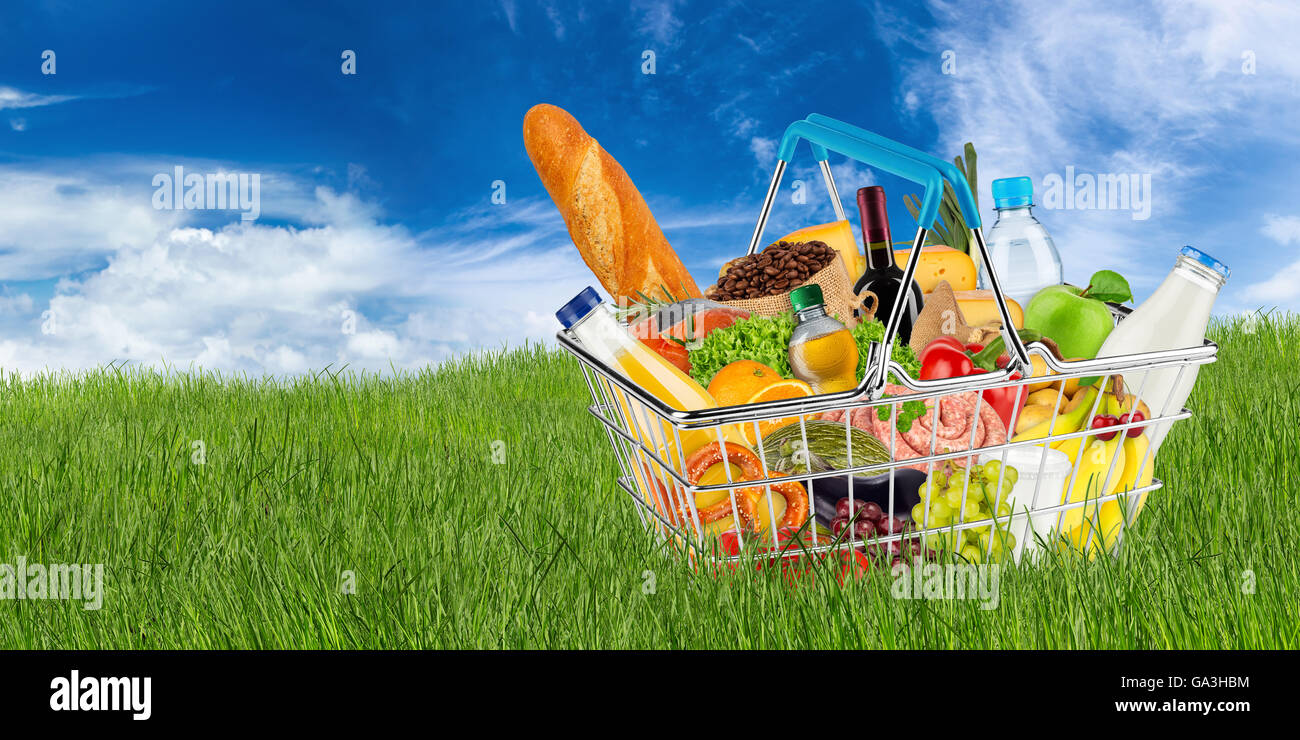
[
  {"x1": 742, "y1": 118, "x2": 1031, "y2": 399},
  {"x1": 804, "y1": 114, "x2": 982, "y2": 229}
]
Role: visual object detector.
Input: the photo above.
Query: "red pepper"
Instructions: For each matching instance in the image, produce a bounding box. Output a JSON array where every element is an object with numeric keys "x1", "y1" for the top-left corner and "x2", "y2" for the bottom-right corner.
[
  {"x1": 970, "y1": 368, "x2": 1029, "y2": 431},
  {"x1": 920, "y1": 342, "x2": 974, "y2": 380},
  {"x1": 964, "y1": 342, "x2": 985, "y2": 354}
]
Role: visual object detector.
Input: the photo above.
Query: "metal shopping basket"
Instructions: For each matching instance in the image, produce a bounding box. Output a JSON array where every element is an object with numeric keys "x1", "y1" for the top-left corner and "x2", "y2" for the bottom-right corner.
[{"x1": 556, "y1": 115, "x2": 1219, "y2": 568}]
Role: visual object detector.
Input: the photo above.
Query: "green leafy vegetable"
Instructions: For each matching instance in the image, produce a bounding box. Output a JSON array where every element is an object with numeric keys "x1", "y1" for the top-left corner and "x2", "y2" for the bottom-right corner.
[
  {"x1": 688, "y1": 312, "x2": 921, "y2": 388},
  {"x1": 876, "y1": 397, "x2": 929, "y2": 433},
  {"x1": 1081, "y1": 270, "x2": 1133, "y2": 304},
  {"x1": 850, "y1": 319, "x2": 922, "y2": 383},
  {"x1": 688, "y1": 312, "x2": 797, "y2": 385}
]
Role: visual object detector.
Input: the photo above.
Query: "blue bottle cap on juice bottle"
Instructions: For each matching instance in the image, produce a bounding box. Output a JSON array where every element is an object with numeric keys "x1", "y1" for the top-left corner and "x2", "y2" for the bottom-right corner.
[{"x1": 556, "y1": 286, "x2": 603, "y2": 329}]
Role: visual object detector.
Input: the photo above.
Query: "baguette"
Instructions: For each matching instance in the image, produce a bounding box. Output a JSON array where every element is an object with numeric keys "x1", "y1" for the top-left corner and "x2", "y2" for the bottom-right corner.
[{"x1": 523, "y1": 103, "x2": 701, "y2": 306}]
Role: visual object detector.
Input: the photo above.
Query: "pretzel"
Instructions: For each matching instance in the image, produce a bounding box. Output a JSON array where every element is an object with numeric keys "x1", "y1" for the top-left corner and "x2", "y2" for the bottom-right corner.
[{"x1": 682, "y1": 442, "x2": 809, "y2": 532}]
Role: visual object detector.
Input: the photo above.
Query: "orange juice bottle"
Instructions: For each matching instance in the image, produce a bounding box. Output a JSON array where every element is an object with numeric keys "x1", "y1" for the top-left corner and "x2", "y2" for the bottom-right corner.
[
  {"x1": 787, "y1": 284, "x2": 859, "y2": 394},
  {"x1": 558, "y1": 288, "x2": 750, "y2": 528}
]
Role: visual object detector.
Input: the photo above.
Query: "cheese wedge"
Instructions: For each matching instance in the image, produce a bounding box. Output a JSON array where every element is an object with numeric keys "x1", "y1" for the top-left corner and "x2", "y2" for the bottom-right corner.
[
  {"x1": 893, "y1": 245, "x2": 976, "y2": 293},
  {"x1": 952, "y1": 289, "x2": 1024, "y2": 329},
  {"x1": 767, "y1": 220, "x2": 864, "y2": 279}
]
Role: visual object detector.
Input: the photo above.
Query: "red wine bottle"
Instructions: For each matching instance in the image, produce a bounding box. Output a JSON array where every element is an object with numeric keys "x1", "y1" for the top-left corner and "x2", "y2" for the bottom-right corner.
[{"x1": 852, "y1": 186, "x2": 924, "y2": 343}]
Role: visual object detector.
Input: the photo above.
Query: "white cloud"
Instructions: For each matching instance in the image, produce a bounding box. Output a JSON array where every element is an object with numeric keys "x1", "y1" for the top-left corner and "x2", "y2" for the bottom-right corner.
[
  {"x1": 0, "y1": 86, "x2": 76, "y2": 110},
  {"x1": 0, "y1": 164, "x2": 591, "y2": 376},
  {"x1": 1262, "y1": 215, "x2": 1300, "y2": 246},
  {"x1": 541, "y1": 0, "x2": 565, "y2": 39},
  {"x1": 1242, "y1": 261, "x2": 1300, "y2": 304},
  {"x1": 1243, "y1": 214, "x2": 1300, "y2": 303},
  {"x1": 9, "y1": 118, "x2": 26, "y2": 131},
  {"x1": 0, "y1": 167, "x2": 184, "y2": 280},
  {"x1": 749, "y1": 136, "x2": 776, "y2": 167},
  {"x1": 883, "y1": 0, "x2": 1295, "y2": 199},
  {"x1": 876, "y1": 0, "x2": 1300, "y2": 305},
  {"x1": 634, "y1": 0, "x2": 684, "y2": 47},
  {"x1": 0, "y1": 292, "x2": 33, "y2": 315},
  {"x1": 497, "y1": 0, "x2": 519, "y2": 34}
]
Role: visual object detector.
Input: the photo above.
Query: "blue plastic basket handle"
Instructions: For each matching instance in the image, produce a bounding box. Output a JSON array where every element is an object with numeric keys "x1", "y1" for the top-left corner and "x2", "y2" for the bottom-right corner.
[
  {"x1": 803, "y1": 113, "x2": 982, "y2": 230},
  {"x1": 800, "y1": 114, "x2": 1031, "y2": 374},
  {"x1": 745, "y1": 116, "x2": 1032, "y2": 394},
  {"x1": 774, "y1": 119, "x2": 946, "y2": 234}
]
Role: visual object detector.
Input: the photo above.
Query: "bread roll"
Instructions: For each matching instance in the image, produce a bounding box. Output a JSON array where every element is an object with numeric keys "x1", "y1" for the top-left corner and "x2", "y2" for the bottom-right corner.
[{"x1": 523, "y1": 104, "x2": 701, "y2": 306}]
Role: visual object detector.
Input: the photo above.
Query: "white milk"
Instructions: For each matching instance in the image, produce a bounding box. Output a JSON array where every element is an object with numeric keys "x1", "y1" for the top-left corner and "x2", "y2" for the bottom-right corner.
[{"x1": 1096, "y1": 247, "x2": 1228, "y2": 453}]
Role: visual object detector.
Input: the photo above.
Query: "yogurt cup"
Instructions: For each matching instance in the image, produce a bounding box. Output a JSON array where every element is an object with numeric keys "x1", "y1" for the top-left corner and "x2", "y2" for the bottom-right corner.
[{"x1": 979, "y1": 446, "x2": 1072, "y2": 562}]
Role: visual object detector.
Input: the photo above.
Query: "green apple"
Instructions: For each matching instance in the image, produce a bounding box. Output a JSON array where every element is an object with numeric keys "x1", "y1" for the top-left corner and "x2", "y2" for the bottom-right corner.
[{"x1": 1023, "y1": 285, "x2": 1116, "y2": 359}]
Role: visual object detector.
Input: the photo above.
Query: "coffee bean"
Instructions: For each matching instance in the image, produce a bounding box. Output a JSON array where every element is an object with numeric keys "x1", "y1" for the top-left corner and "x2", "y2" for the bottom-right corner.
[{"x1": 707, "y1": 240, "x2": 839, "y2": 302}]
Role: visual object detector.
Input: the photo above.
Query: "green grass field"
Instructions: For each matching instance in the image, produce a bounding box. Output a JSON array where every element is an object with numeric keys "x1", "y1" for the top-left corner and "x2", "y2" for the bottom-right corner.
[{"x1": 2, "y1": 313, "x2": 1297, "y2": 649}]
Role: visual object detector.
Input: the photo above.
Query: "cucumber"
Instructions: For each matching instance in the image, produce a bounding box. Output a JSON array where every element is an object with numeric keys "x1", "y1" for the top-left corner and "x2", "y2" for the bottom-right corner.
[{"x1": 760, "y1": 420, "x2": 892, "y2": 474}]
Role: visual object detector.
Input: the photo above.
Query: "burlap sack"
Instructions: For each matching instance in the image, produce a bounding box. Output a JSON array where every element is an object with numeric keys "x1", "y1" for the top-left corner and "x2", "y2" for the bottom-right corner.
[
  {"x1": 908, "y1": 280, "x2": 1002, "y2": 354},
  {"x1": 706, "y1": 257, "x2": 873, "y2": 328}
]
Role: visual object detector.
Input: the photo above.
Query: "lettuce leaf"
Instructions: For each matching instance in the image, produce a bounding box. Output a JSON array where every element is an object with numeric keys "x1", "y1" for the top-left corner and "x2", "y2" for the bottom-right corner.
[
  {"x1": 688, "y1": 313, "x2": 797, "y2": 385},
  {"x1": 688, "y1": 313, "x2": 920, "y2": 388}
]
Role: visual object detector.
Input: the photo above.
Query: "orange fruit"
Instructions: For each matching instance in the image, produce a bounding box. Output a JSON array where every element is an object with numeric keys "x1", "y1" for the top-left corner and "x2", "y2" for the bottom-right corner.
[
  {"x1": 707, "y1": 360, "x2": 783, "y2": 408},
  {"x1": 740, "y1": 379, "x2": 814, "y2": 446}
]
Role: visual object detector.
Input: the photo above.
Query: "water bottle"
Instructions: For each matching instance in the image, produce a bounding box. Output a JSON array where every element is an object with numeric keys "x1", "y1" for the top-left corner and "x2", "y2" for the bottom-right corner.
[{"x1": 977, "y1": 177, "x2": 1063, "y2": 308}]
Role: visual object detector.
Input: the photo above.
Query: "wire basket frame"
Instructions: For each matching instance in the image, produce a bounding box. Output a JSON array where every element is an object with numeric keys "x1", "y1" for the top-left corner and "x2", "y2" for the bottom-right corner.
[{"x1": 560, "y1": 314, "x2": 1215, "y2": 566}]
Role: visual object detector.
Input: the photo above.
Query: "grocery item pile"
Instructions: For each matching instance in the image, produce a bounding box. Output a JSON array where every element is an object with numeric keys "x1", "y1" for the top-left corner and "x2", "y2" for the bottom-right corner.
[{"x1": 531, "y1": 103, "x2": 1229, "y2": 571}]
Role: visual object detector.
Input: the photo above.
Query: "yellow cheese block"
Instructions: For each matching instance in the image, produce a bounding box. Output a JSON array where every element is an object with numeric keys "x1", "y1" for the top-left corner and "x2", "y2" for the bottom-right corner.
[
  {"x1": 892, "y1": 245, "x2": 976, "y2": 293},
  {"x1": 952, "y1": 290, "x2": 1024, "y2": 329},
  {"x1": 768, "y1": 220, "x2": 864, "y2": 279}
]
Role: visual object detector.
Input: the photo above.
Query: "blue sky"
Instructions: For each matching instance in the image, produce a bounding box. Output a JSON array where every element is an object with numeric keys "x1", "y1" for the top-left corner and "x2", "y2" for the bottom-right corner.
[{"x1": 0, "y1": 0, "x2": 1296, "y2": 374}]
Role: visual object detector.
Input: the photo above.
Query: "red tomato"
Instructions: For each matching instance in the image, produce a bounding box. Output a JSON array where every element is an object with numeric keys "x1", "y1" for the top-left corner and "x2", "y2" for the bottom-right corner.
[
  {"x1": 919, "y1": 345, "x2": 974, "y2": 380},
  {"x1": 827, "y1": 549, "x2": 871, "y2": 584}
]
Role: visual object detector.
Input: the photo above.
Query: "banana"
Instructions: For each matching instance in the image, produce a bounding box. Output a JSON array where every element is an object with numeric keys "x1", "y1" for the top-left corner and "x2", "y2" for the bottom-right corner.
[
  {"x1": 1012, "y1": 386, "x2": 1098, "y2": 443},
  {"x1": 1056, "y1": 434, "x2": 1125, "y2": 555},
  {"x1": 1094, "y1": 433, "x2": 1155, "y2": 550}
]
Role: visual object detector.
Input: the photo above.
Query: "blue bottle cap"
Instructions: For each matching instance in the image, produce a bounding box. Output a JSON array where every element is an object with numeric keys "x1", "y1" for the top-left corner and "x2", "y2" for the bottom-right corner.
[
  {"x1": 991, "y1": 176, "x2": 1033, "y2": 208},
  {"x1": 1180, "y1": 246, "x2": 1230, "y2": 280},
  {"x1": 556, "y1": 286, "x2": 603, "y2": 329}
]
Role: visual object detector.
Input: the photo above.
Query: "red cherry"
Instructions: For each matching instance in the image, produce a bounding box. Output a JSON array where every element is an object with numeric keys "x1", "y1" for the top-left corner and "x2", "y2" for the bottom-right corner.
[
  {"x1": 1120, "y1": 411, "x2": 1146, "y2": 438},
  {"x1": 1090, "y1": 414, "x2": 1119, "y2": 441}
]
